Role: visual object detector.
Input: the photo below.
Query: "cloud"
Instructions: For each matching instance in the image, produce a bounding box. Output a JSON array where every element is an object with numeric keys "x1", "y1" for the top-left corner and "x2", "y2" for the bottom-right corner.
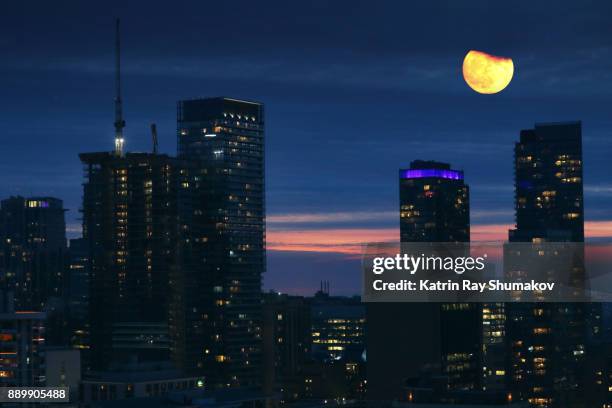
[
  {"x1": 471, "y1": 209, "x2": 514, "y2": 219},
  {"x1": 267, "y1": 221, "x2": 612, "y2": 255},
  {"x1": 267, "y1": 209, "x2": 514, "y2": 226},
  {"x1": 267, "y1": 228, "x2": 397, "y2": 255},
  {"x1": 266, "y1": 226, "x2": 511, "y2": 255},
  {"x1": 585, "y1": 185, "x2": 612, "y2": 196},
  {"x1": 267, "y1": 211, "x2": 396, "y2": 225},
  {"x1": 2, "y1": 56, "x2": 461, "y2": 94},
  {"x1": 585, "y1": 221, "x2": 612, "y2": 238}
]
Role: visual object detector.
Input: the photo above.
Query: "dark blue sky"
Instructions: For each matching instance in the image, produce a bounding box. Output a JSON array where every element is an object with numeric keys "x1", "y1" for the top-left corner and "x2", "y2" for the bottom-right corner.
[{"x1": 2, "y1": 1, "x2": 612, "y2": 295}]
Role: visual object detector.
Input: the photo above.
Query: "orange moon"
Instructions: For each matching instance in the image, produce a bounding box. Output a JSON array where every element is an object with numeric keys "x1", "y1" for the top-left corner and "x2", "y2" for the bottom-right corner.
[{"x1": 462, "y1": 50, "x2": 514, "y2": 94}]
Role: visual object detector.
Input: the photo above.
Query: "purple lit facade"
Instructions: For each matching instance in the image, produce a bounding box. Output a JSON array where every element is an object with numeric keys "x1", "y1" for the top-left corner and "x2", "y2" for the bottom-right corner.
[{"x1": 399, "y1": 168, "x2": 463, "y2": 180}]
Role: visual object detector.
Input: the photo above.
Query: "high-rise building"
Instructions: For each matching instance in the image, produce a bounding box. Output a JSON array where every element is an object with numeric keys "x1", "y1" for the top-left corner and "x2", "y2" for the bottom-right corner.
[
  {"x1": 0, "y1": 196, "x2": 67, "y2": 311},
  {"x1": 509, "y1": 122, "x2": 584, "y2": 243},
  {"x1": 399, "y1": 160, "x2": 469, "y2": 243},
  {"x1": 481, "y1": 302, "x2": 507, "y2": 391},
  {"x1": 176, "y1": 97, "x2": 265, "y2": 387},
  {"x1": 505, "y1": 121, "x2": 589, "y2": 408},
  {"x1": 262, "y1": 292, "x2": 312, "y2": 400},
  {"x1": 66, "y1": 238, "x2": 90, "y2": 353},
  {"x1": 80, "y1": 151, "x2": 179, "y2": 370},
  {"x1": 401, "y1": 161, "x2": 480, "y2": 390},
  {"x1": 0, "y1": 290, "x2": 46, "y2": 386},
  {"x1": 368, "y1": 160, "x2": 479, "y2": 399}
]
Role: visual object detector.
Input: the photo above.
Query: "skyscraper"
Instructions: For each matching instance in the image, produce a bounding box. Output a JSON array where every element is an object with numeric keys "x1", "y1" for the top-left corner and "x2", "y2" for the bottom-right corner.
[
  {"x1": 0, "y1": 196, "x2": 67, "y2": 311},
  {"x1": 402, "y1": 161, "x2": 480, "y2": 390},
  {"x1": 368, "y1": 160, "x2": 477, "y2": 399},
  {"x1": 400, "y1": 163, "x2": 506, "y2": 392},
  {"x1": 399, "y1": 160, "x2": 470, "y2": 242},
  {"x1": 80, "y1": 151, "x2": 179, "y2": 370},
  {"x1": 509, "y1": 122, "x2": 583, "y2": 243},
  {"x1": 506, "y1": 121, "x2": 588, "y2": 407},
  {"x1": 262, "y1": 292, "x2": 312, "y2": 400},
  {"x1": 481, "y1": 302, "x2": 507, "y2": 391},
  {"x1": 176, "y1": 97, "x2": 265, "y2": 387}
]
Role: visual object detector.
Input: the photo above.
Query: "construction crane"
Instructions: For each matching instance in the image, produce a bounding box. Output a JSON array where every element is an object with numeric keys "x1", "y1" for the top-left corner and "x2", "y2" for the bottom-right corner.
[
  {"x1": 151, "y1": 124, "x2": 159, "y2": 154},
  {"x1": 114, "y1": 18, "x2": 126, "y2": 156}
]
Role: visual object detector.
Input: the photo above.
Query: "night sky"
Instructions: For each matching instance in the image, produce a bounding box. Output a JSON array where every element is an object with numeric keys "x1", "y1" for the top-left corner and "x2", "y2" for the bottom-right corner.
[{"x1": 2, "y1": 1, "x2": 612, "y2": 295}]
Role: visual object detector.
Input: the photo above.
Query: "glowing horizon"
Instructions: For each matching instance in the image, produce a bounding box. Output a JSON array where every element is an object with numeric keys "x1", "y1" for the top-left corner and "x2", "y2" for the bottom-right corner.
[{"x1": 267, "y1": 221, "x2": 612, "y2": 255}]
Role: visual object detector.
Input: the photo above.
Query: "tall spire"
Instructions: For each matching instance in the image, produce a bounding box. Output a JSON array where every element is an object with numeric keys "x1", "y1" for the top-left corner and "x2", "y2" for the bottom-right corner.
[{"x1": 114, "y1": 18, "x2": 125, "y2": 156}]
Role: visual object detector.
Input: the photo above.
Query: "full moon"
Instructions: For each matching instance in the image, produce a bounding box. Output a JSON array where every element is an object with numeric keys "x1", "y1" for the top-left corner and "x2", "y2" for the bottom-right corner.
[{"x1": 462, "y1": 50, "x2": 514, "y2": 94}]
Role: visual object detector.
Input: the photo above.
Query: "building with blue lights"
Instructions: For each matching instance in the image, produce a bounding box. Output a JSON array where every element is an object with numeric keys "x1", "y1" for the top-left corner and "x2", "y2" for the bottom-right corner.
[
  {"x1": 399, "y1": 160, "x2": 469, "y2": 243},
  {"x1": 368, "y1": 160, "x2": 477, "y2": 400}
]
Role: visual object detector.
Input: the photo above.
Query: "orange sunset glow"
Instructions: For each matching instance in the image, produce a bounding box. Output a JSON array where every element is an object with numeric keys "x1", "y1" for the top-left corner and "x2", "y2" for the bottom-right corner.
[{"x1": 266, "y1": 221, "x2": 612, "y2": 255}]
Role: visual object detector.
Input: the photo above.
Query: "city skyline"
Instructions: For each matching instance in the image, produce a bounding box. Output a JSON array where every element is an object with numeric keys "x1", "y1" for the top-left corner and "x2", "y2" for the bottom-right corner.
[
  {"x1": 3, "y1": 1, "x2": 612, "y2": 295},
  {"x1": 2, "y1": 3, "x2": 612, "y2": 407}
]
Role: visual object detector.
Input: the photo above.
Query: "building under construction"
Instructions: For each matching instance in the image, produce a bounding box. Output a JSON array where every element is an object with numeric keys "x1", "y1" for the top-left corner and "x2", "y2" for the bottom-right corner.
[
  {"x1": 79, "y1": 20, "x2": 182, "y2": 370},
  {"x1": 80, "y1": 151, "x2": 180, "y2": 370},
  {"x1": 80, "y1": 21, "x2": 267, "y2": 389}
]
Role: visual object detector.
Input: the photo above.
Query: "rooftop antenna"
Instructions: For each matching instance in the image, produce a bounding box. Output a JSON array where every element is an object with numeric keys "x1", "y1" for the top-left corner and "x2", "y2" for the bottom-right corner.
[
  {"x1": 114, "y1": 18, "x2": 125, "y2": 156},
  {"x1": 150, "y1": 123, "x2": 159, "y2": 154}
]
